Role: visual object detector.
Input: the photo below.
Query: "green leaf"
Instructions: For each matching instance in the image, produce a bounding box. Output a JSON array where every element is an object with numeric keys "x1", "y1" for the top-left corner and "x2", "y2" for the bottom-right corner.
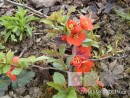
[
  {"x1": 0, "y1": 52, "x2": 5, "y2": 58},
  {"x1": 53, "y1": 72, "x2": 66, "y2": 85},
  {"x1": 12, "y1": 26, "x2": 18, "y2": 32},
  {"x1": 19, "y1": 33, "x2": 23, "y2": 41},
  {"x1": 63, "y1": 15, "x2": 69, "y2": 24},
  {"x1": 53, "y1": 95, "x2": 57, "y2": 98},
  {"x1": 107, "y1": 45, "x2": 113, "y2": 53},
  {"x1": 59, "y1": 45, "x2": 66, "y2": 58},
  {"x1": 12, "y1": 70, "x2": 35, "y2": 88},
  {"x1": 40, "y1": 19, "x2": 53, "y2": 25},
  {"x1": 53, "y1": 62, "x2": 64, "y2": 70},
  {"x1": 55, "y1": 91, "x2": 67, "y2": 98},
  {"x1": 67, "y1": 6, "x2": 76, "y2": 16},
  {"x1": 26, "y1": 26, "x2": 32, "y2": 37},
  {"x1": 92, "y1": 44, "x2": 99, "y2": 48},
  {"x1": 35, "y1": 55, "x2": 50, "y2": 62},
  {"x1": 11, "y1": 68, "x2": 23, "y2": 75},
  {"x1": 27, "y1": 16, "x2": 39, "y2": 22},
  {"x1": 66, "y1": 55, "x2": 74, "y2": 68},
  {"x1": 64, "y1": 26, "x2": 70, "y2": 35},
  {"x1": 82, "y1": 38, "x2": 94, "y2": 47},
  {"x1": 6, "y1": 50, "x2": 14, "y2": 64},
  {"x1": 17, "y1": 7, "x2": 28, "y2": 18},
  {"x1": 0, "y1": 76, "x2": 11, "y2": 97},
  {"x1": 27, "y1": 56, "x2": 36, "y2": 63},
  {"x1": 47, "y1": 82, "x2": 63, "y2": 91},
  {"x1": 83, "y1": 38, "x2": 93, "y2": 43},
  {"x1": 0, "y1": 43, "x2": 5, "y2": 49},
  {"x1": 19, "y1": 58, "x2": 30, "y2": 68},
  {"x1": 113, "y1": 8, "x2": 130, "y2": 21},
  {"x1": 4, "y1": 31, "x2": 11, "y2": 42},
  {"x1": 3, "y1": 65, "x2": 11, "y2": 73},
  {"x1": 11, "y1": 34, "x2": 17, "y2": 42},
  {"x1": 67, "y1": 87, "x2": 77, "y2": 98},
  {"x1": 42, "y1": 49, "x2": 57, "y2": 55}
]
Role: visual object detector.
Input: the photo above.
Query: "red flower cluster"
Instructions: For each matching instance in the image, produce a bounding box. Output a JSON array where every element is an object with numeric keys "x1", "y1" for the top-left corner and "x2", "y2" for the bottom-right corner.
[
  {"x1": 71, "y1": 45, "x2": 94, "y2": 73},
  {"x1": 61, "y1": 15, "x2": 94, "y2": 73},
  {"x1": 6, "y1": 56, "x2": 19, "y2": 81},
  {"x1": 62, "y1": 15, "x2": 94, "y2": 46}
]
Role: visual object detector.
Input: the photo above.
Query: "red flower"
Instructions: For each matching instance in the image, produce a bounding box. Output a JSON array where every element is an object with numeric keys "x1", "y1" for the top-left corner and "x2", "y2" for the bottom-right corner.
[
  {"x1": 66, "y1": 20, "x2": 78, "y2": 32},
  {"x1": 96, "y1": 80, "x2": 104, "y2": 88},
  {"x1": 73, "y1": 25, "x2": 82, "y2": 33},
  {"x1": 10, "y1": 65, "x2": 15, "y2": 71},
  {"x1": 61, "y1": 34, "x2": 67, "y2": 41},
  {"x1": 80, "y1": 15, "x2": 94, "y2": 31},
  {"x1": 6, "y1": 71, "x2": 16, "y2": 81},
  {"x1": 71, "y1": 55, "x2": 84, "y2": 67},
  {"x1": 6, "y1": 65, "x2": 16, "y2": 81},
  {"x1": 12, "y1": 56, "x2": 19, "y2": 65},
  {"x1": 72, "y1": 45, "x2": 92, "y2": 58},
  {"x1": 76, "y1": 60, "x2": 94, "y2": 73},
  {"x1": 66, "y1": 31, "x2": 86, "y2": 46}
]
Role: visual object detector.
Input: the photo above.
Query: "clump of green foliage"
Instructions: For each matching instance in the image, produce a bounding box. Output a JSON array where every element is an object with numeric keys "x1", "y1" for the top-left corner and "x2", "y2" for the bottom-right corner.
[
  {"x1": 113, "y1": 8, "x2": 130, "y2": 21},
  {"x1": 0, "y1": 50, "x2": 51, "y2": 96},
  {"x1": 0, "y1": 7, "x2": 39, "y2": 42},
  {"x1": 40, "y1": 7, "x2": 76, "y2": 36}
]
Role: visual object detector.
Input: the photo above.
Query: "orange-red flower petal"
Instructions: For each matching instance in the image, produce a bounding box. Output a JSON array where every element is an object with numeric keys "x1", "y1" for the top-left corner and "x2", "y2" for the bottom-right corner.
[
  {"x1": 61, "y1": 34, "x2": 67, "y2": 41},
  {"x1": 72, "y1": 45, "x2": 92, "y2": 58},
  {"x1": 73, "y1": 25, "x2": 82, "y2": 33},
  {"x1": 6, "y1": 71, "x2": 16, "y2": 81},
  {"x1": 10, "y1": 65, "x2": 15, "y2": 71},
  {"x1": 67, "y1": 32, "x2": 86, "y2": 46},
  {"x1": 12, "y1": 56, "x2": 19, "y2": 65},
  {"x1": 80, "y1": 15, "x2": 94, "y2": 31},
  {"x1": 66, "y1": 20, "x2": 78, "y2": 32},
  {"x1": 76, "y1": 60, "x2": 94, "y2": 73},
  {"x1": 77, "y1": 45, "x2": 92, "y2": 58},
  {"x1": 71, "y1": 55, "x2": 84, "y2": 67}
]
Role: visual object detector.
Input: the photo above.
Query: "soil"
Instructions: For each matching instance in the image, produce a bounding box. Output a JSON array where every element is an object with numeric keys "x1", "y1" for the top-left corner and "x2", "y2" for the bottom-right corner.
[{"x1": 0, "y1": 0, "x2": 130, "y2": 98}]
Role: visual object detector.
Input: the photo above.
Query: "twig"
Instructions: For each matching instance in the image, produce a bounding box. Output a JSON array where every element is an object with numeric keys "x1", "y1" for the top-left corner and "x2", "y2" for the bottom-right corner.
[
  {"x1": 19, "y1": 32, "x2": 35, "y2": 57},
  {"x1": 5, "y1": 0, "x2": 47, "y2": 18},
  {"x1": 32, "y1": 65, "x2": 68, "y2": 73},
  {"x1": 34, "y1": 33, "x2": 44, "y2": 35},
  {"x1": 19, "y1": 40, "x2": 33, "y2": 57},
  {"x1": 87, "y1": 54, "x2": 128, "y2": 61}
]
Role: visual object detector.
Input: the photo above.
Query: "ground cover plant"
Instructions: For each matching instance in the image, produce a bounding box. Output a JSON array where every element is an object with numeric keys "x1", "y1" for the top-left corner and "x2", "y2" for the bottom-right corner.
[
  {"x1": 0, "y1": 7, "x2": 39, "y2": 42},
  {"x1": 0, "y1": 0, "x2": 129, "y2": 98}
]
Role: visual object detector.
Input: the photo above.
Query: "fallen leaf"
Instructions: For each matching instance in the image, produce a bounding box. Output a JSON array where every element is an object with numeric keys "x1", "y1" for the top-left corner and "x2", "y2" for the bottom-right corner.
[
  {"x1": 36, "y1": 38, "x2": 41, "y2": 43},
  {"x1": 104, "y1": 73, "x2": 116, "y2": 87},
  {"x1": 74, "y1": 0, "x2": 83, "y2": 6},
  {"x1": 86, "y1": 12, "x2": 99, "y2": 22},
  {"x1": 30, "y1": 0, "x2": 57, "y2": 8},
  {"x1": 101, "y1": 63, "x2": 109, "y2": 72},
  {"x1": 109, "y1": 59, "x2": 117, "y2": 71},
  {"x1": 103, "y1": 3, "x2": 113, "y2": 14},
  {"x1": 112, "y1": 65, "x2": 124, "y2": 75}
]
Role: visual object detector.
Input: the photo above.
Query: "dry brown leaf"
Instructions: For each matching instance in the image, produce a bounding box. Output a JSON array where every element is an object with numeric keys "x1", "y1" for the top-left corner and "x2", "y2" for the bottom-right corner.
[{"x1": 30, "y1": 0, "x2": 57, "y2": 8}]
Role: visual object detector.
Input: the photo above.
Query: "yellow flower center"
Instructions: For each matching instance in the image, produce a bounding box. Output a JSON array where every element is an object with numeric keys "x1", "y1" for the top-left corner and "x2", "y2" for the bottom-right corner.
[
  {"x1": 73, "y1": 34, "x2": 79, "y2": 39},
  {"x1": 69, "y1": 24, "x2": 74, "y2": 30},
  {"x1": 74, "y1": 57, "x2": 81, "y2": 63},
  {"x1": 86, "y1": 21, "x2": 88, "y2": 24}
]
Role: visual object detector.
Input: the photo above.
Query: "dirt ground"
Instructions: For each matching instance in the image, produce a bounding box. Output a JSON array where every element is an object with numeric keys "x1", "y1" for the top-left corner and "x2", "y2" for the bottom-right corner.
[{"x1": 0, "y1": 0, "x2": 130, "y2": 98}]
